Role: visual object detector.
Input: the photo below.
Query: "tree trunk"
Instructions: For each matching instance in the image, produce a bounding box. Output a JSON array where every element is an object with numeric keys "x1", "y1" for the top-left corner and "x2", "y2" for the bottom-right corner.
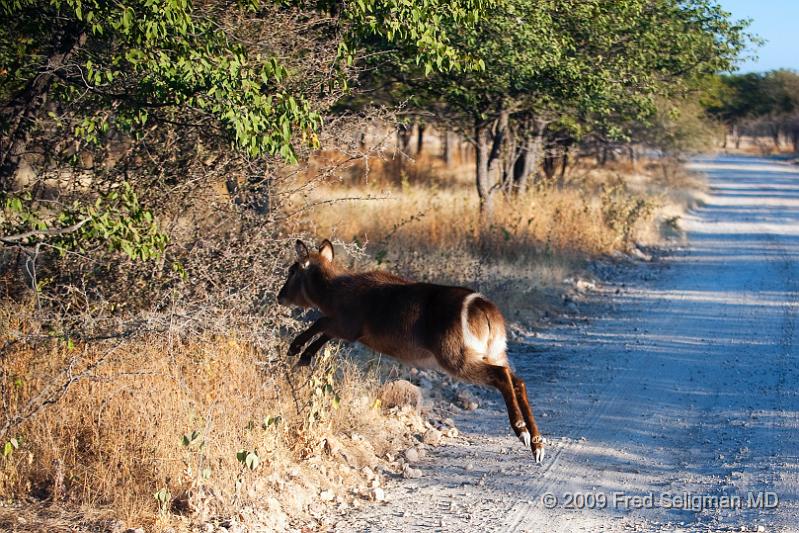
[
  {"x1": 543, "y1": 148, "x2": 557, "y2": 180},
  {"x1": 442, "y1": 130, "x2": 455, "y2": 166},
  {"x1": 396, "y1": 123, "x2": 413, "y2": 155},
  {"x1": 599, "y1": 145, "x2": 609, "y2": 166},
  {"x1": 416, "y1": 123, "x2": 425, "y2": 155},
  {"x1": 0, "y1": 23, "x2": 85, "y2": 188},
  {"x1": 475, "y1": 123, "x2": 494, "y2": 224},
  {"x1": 501, "y1": 129, "x2": 517, "y2": 193},
  {"x1": 733, "y1": 123, "x2": 741, "y2": 149},
  {"x1": 474, "y1": 109, "x2": 508, "y2": 226},
  {"x1": 513, "y1": 133, "x2": 543, "y2": 193},
  {"x1": 558, "y1": 144, "x2": 571, "y2": 187}
]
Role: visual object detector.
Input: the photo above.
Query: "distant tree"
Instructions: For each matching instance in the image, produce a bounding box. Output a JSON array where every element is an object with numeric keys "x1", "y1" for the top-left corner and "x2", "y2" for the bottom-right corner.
[
  {"x1": 707, "y1": 70, "x2": 799, "y2": 151},
  {"x1": 360, "y1": 0, "x2": 749, "y2": 223}
]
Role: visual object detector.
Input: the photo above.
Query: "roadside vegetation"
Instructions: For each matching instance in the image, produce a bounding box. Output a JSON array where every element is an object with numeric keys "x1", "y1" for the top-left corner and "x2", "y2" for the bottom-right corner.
[{"x1": 0, "y1": 0, "x2": 768, "y2": 530}]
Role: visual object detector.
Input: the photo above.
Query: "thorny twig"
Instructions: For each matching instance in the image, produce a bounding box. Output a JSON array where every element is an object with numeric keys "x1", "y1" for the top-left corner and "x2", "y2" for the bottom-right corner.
[{"x1": 0, "y1": 340, "x2": 124, "y2": 440}]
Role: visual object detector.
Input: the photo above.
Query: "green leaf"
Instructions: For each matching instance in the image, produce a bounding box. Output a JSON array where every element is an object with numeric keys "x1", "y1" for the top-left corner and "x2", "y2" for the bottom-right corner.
[
  {"x1": 236, "y1": 449, "x2": 247, "y2": 463},
  {"x1": 262, "y1": 415, "x2": 282, "y2": 429},
  {"x1": 245, "y1": 451, "x2": 260, "y2": 470}
]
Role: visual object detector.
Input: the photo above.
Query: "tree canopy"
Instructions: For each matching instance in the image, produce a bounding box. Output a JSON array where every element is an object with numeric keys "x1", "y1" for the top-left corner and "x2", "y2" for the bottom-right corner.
[
  {"x1": 0, "y1": 0, "x2": 753, "y2": 255},
  {"x1": 342, "y1": 0, "x2": 749, "y2": 215}
]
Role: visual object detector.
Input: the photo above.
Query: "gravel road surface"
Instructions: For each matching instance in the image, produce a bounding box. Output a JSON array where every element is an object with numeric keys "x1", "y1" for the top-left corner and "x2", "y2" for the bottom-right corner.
[{"x1": 334, "y1": 155, "x2": 799, "y2": 532}]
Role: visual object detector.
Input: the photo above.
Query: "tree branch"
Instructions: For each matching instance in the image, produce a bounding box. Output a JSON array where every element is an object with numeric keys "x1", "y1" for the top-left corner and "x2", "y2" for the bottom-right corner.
[{"x1": 0, "y1": 217, "x2": 91, "y2": 246}]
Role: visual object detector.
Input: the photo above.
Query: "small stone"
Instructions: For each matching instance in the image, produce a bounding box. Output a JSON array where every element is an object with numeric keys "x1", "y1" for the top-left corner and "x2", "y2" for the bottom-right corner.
[
  {"x1": 404, "y1": 447, "x2": 420, "y2": 463},
  {"x1": 456, "y1": 390, "x2": 479, "y2": 411},
  {"x1": 403, "y1": 466, "x2": 422, "y2": 479},
  {"x1": 308, "y1": 502, "x2": 325, "y2": 517},
  {"x1": 446, "y1": 427, "x2": 459, "y2": 438},
  {"x1": 320, "y1": 489, "x2": 335, "y2": 501},
  {"x1": 324, "y1": 436, "x2": 342, "y2": 455},
  {"x1": 757, "y1": 526, "x2": 765, "y2": 532},
  {"x1": 371, "y1": 487, "x2": 385, "y2": 502},
  {"x1": 423, "y1": 428, "x2": 442, "y2": 446}
]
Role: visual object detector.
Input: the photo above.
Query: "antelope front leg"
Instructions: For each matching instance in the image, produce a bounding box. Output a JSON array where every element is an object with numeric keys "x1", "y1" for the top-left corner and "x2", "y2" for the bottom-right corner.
[
  {"x1": 296, "y1": 334, "x2": 331, "y2": 367},
  {"x1": 288, "y1": 317, "x2": 330, "y2": 357}
]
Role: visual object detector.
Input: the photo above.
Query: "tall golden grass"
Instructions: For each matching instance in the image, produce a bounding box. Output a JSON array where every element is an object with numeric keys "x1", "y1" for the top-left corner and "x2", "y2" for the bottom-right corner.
[
  {"x1": 289, "y1": 151, "x2": 697, "y2": 321},
  {"x1": 0, "y1": 305, "x2": 417, "y2": 530}
]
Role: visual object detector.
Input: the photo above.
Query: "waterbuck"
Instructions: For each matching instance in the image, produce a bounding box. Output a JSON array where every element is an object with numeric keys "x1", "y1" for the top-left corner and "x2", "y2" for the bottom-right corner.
[{"x1": 277, "y1": 239, "x2": 544, "y2": 462}]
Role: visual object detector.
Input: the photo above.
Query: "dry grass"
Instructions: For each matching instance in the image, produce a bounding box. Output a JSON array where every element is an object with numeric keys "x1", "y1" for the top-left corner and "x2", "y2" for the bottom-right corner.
[
  {"x1": 289, "y1": 148, "x2": 701, "y2": 322},
  {"x1": 0, "y1": 303, "x2": 425, "y2": 531},
  {"x1": 723, "y1": 135, "x2": 797, "y2": 156}
]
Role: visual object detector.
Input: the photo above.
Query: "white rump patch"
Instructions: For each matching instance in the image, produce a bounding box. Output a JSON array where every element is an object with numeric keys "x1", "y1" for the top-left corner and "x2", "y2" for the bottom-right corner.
[
  {"x1": 461, "y1": 293, "x2": 486, "y2": 354},
  {"x1": 461, "y1": 293, "x2": 506, "y2": 364},
  {"x1": 487, "y1": 328, "x2": 507, "y2": 363}
]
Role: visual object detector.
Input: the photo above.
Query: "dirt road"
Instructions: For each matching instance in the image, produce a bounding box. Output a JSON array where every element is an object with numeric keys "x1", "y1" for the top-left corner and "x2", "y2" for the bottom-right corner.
[{"x1": 335, "y1": 156, "x2": 799, "y2": 532}]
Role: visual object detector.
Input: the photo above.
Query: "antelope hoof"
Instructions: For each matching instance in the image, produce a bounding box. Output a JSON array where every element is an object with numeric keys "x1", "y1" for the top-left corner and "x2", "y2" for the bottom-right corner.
[
  {"x1": 533, "y1": 436, "x2": 545, "y2": 463},
  {"x1": 520, "y1": 430, "x2": 531, "y2": 448},
  {"x1": 534, "y1": 446, "x2": 545, "y2": 463}
]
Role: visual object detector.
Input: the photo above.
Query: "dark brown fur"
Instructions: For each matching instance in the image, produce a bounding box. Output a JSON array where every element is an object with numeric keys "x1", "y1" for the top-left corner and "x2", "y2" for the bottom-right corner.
[{"x1": 277, "y1": 240, "x2": 544, "y2": 461}]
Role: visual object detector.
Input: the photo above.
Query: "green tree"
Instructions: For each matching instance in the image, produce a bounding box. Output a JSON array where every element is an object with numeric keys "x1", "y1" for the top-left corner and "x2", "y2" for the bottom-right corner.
[
  {"x1": 0, "y1": 0, "x2": 495, "y2": 253},
  {"x1": 707, "y1": 70, "x2": 799, "y2": 150},
  {"x1": 356, "y1": 0, "x2": 748, "y2": 222}
]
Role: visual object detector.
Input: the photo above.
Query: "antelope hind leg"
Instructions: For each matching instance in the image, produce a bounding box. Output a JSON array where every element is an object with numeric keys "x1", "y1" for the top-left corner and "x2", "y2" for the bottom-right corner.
[
  {"x1": 511, "y1": 373, "x2": 545, "y2": 463},
  {"x1": 484, "y1": 364, "x2": 530, "y2": 447}
]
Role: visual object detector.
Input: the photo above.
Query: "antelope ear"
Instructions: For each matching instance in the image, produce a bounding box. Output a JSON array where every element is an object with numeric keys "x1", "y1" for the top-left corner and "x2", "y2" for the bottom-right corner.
[
  {"x1": 319, "y1": 239, "x2": 334, "y2": 262},
  {"x1": 295, "y1": 240, "x2": 310, "y2": 266}
]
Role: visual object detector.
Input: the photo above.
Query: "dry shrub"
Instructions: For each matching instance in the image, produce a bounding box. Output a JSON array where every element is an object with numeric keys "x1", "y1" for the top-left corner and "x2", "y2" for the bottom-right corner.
[
  {"x1": 378, "y1": 380, "x2": 422, "y2": 411},
  {"x1": 0, "y1": 322, "x2": 409, "y2": 529},
  {"x1": 291, "y1": 175, "x2": 651, "y2": 313},
  {"x1": 297, "y1": 155, "x2": 667, "y2": 259}
]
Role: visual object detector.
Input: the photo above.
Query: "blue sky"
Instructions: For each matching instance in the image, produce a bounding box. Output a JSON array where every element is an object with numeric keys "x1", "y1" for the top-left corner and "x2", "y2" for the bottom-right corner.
[{"x1": 718, "y1": 0, "x2": 799, "y2": 73}]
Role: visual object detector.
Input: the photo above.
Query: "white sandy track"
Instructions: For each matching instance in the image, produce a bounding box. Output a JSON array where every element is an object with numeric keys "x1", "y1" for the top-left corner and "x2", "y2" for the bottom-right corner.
[{"x1": 333, "y1": 156, "x2": 799, "y2": 532}]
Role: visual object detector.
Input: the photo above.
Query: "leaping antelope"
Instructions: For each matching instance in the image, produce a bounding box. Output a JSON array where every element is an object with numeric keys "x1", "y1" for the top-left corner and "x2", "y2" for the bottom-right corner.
[{"x1": 277, "y1": 239, "x2": 544, "y2": 462}]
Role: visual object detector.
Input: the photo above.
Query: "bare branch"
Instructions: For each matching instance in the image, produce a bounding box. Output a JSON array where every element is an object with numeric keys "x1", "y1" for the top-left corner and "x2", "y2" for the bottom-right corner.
[{"x1": 0, "y1": 217, "x2": 91, "y2": 246}]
